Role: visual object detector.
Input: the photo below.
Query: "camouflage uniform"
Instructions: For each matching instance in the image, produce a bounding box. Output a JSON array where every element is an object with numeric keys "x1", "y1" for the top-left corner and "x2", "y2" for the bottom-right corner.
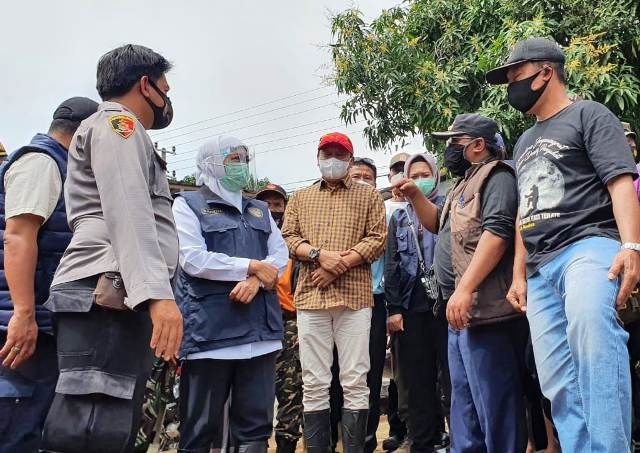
[
  {"x1": 275, "y1": 314, "x2": 304, "y2": 448},
  {"x1": 134, "y1": 359, "x2": 181, "y2": 452}
]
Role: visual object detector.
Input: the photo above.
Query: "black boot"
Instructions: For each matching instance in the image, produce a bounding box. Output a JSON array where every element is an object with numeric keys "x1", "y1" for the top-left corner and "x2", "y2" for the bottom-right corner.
[
  {"x1": 341, "y1": 409, "x2": 368, "y2": 453},
  {"x1": 304, "y1": 409, "x2": 332, "y2": 453},
  {"x1": 275, "y1": 435, "x2": 298, "y2": 453},
  {"x1": 433, "y1": 431, "x2": 450, "y2": 450},
  {"x1": 237, "y1": 441, "x2": 268, "y2": 453},
  {"x1": 382, "y1": 434, "x2": 403, "y2": 452}
]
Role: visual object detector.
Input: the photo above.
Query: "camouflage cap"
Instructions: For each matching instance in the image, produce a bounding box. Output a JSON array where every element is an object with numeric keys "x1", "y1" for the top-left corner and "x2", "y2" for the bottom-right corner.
[{"x1": 389, "y1": 152, "x2": 410, "y2": 169}]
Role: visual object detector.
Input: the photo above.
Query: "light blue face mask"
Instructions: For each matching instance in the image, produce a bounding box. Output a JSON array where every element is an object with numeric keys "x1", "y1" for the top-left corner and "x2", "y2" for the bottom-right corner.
[
  {"x1": 414, "y1": 177, "x2": 436, "y2": 196},
  {"x1": 220, "y1": 162, "x2": 251, "y2": 192}
]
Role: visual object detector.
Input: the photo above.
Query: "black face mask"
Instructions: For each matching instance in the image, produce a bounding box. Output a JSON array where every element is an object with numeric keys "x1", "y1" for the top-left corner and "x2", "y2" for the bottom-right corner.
[
  {"x1": 271, "y1": 211, "x2": 284, "y2": 229},
  {"x1": 444, "y1": 143, "x2": 472, "y2": 177},
  {"x1": 145, "y1": 78, "x2": 174, "y2": 130},
  {"x1": 507, "y1": 70, "x2": 549, "y2": 113}
]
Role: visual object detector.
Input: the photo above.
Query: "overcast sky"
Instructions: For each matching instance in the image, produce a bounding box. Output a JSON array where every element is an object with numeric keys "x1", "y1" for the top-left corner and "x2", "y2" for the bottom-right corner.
[{"x1": 0, "y1": 0, "x2": 424, "y2": 191}]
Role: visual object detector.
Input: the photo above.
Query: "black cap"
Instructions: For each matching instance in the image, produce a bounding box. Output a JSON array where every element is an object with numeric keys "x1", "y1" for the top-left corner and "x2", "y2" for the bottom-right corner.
[
  {"x1": 486, "y1": 37, "x2": 565, "y2": 85},
  {"x1": 52, "y1": 97, "x2": 99, "y2": 122},
  {"x1": 431, "y1": 113, "x2": 498, "y2": 145},
  {"x1": 256, "y1": 183, "x2": 287, "y2": 202}
]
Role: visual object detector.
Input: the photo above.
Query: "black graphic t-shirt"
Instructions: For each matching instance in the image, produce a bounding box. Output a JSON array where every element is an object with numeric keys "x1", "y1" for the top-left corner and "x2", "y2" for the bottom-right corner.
[{"x1": 514, "y1": 100, "x2": 637, "y2": 276}]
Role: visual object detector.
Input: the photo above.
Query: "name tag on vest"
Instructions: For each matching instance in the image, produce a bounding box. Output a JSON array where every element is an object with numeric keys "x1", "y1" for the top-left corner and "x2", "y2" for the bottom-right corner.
[{"x1": 201, "y1": 207, "x2": 223, "y2": 216}]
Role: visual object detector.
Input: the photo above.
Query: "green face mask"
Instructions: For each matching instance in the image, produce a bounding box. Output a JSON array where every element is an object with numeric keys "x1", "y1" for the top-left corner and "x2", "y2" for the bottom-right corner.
[
  {"x1": 414, "y1": 177, "x2": 436, "y2": 196},
  {"x1": 220, "y1": 162, "x2": 251, "y2": 192}
]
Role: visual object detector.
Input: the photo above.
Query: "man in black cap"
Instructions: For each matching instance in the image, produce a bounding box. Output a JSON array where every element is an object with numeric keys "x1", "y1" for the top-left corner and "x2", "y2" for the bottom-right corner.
[
  {"x1": 393, "y1": 113, "x2": 526, "y2": 452},
  {"x1": 487, "y1": 37, "x2": 640, "y2": 452},
  {"x1": 257, "y1": 183, "x2": 288, "y2": 229},
  {"x1": 0, "y1": 96, "x2": 98, "y2": 452}
]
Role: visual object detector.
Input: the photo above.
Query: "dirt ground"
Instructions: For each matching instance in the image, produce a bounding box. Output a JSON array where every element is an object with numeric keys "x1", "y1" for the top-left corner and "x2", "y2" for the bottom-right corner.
[
  {"x1": 164, "y1": 415, "x2": 393, "y2": 453},
  {"x1": 266, "y1": 416, "x2": 392, "y2": 453}
]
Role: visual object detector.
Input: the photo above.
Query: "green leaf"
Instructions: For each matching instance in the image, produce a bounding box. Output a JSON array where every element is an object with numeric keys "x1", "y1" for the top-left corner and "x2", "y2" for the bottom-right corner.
[{"x1": 329, "y1": 0, "x2": 640, "y2": 149}]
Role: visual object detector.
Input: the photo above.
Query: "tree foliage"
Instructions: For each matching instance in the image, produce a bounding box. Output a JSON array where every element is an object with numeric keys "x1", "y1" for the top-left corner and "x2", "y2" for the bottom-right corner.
[
  {"x1": 167, "y1": 171, "x2": 197, "y2": 186},
  {"x1": 166, "y1": 174, "x2": 270, "y2": 193},
  {"x1": 330, "y1": 0, "x2": 640, "y2": 153},
  {"x1": 256, "y1": 177, "x2": 270, "y2": 191},
  {"x1": 180, "y1": 174, "x2": 197, "y2": 186}
]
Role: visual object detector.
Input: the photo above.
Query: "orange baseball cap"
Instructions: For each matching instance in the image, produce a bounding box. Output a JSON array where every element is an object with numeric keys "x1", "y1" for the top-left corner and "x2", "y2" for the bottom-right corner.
[{"x1": 318, "y1": 132, "x2": 353, "y2": 155}]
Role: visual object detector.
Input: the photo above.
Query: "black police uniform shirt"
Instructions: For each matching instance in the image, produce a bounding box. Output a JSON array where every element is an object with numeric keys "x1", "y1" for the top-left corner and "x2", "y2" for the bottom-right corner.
[{"x1": 513, "y1": 100, "x2": 638, "y2": 276}]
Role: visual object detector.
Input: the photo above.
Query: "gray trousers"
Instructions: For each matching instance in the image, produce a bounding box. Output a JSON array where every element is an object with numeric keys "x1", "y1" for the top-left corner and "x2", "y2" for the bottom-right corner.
[{"x1": 41, "y1": 277, "x2": 154, "y2": 453}]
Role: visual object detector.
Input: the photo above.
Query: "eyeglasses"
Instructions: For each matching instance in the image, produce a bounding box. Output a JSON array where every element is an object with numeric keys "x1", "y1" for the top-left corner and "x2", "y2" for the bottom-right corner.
[{"x1": 447, "y1": 136, "x2": 479, "y2": 146}]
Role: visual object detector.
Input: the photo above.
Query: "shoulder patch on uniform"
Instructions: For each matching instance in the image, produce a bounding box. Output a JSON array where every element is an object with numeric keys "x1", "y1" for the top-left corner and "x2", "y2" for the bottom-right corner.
[
  {"x1": 108, "y1": 115, "x2": 136, "y2": 139},
  {"x1": 247, "y1": 207, "x2": 264, "y2": 218}
]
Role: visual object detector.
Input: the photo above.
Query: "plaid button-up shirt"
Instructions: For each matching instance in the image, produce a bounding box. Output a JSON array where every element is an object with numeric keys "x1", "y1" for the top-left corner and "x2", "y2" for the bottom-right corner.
[{"x1": 282, "y1": 176, "x2": 387, "y2": 310}]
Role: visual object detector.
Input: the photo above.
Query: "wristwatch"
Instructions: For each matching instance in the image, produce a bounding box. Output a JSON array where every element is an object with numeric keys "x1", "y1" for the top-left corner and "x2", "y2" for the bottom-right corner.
[
  {"x1": 308, "y1": 248, "x2": 321, "y2": 262},
  {"x1": 622, "y1": 243, "x2": 640, "y2": 252}
]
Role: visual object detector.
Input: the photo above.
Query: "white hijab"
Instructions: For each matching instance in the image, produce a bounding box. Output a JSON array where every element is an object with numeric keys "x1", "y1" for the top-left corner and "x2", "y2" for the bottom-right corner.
[{"x1": 195, "y1": 135, "x2": 245, "y2": 211}]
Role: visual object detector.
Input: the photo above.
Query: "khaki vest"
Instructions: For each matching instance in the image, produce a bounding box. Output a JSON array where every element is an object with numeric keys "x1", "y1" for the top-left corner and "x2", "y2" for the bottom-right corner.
[{"x1": 441, "y1": 160, "x2": 521, "y2": 326}]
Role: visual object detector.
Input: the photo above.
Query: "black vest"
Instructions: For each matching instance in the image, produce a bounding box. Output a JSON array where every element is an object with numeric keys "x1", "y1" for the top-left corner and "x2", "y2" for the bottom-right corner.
[{"x1": 0, "y1": 134, "x2": 72, "y2": 333}]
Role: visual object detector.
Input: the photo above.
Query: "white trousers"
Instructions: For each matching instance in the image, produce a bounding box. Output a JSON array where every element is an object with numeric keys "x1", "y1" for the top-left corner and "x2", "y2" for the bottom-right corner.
[{"x1": 297, "y1": 307, "x2": 372, "y2": 412}]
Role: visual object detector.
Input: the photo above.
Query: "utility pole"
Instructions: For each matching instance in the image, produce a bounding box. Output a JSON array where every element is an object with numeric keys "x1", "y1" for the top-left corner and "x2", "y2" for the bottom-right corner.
[{"x1": 154, "y1": 142, "x2": 176, "y2": 162}]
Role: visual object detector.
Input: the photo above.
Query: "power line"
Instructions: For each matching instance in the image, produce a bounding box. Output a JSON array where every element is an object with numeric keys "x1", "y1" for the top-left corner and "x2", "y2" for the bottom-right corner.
[
  {"x1": 169, "y1": 137, "x2": 320, "y2": 173},
  {"x1": 168, "y1": 127, "x2": 367, "y2": 174},
  {"x1": 250, "y1": 127, "x2": 364, "y2": 158},
  {"x1": 168, "y1": 116, "x2": 341, "y2": 162},
  {"x1": 279, "y1": 177, "x2": 318, "y2": 187},
  {"x1": 167, "y1": 101, "x2": 343, "y2": 149},
  {"x1": 156, "y1": 93, "x2": 338, "y2": 145},
  {"x1": 248, "y1": 121, "x2": 361, "y2": 148},
  {"x1": 150, "y1": 86, "x2": 331, "y2": 137},
  {"x1": 242, "y1": 116, "x2": 340, "y2": 142},
  {"x1": 167, "y1": 119, "x2": 355, "y2": 167}
]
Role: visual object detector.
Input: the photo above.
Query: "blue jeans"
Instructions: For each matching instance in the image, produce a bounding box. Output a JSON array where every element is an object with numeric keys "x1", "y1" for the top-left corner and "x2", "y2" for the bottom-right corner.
[
  {"x1": 0, "y1": 332, "x2": 57, "y2": 453},
  {"x1": 527, "y1": 236, "x2": 631, "y2": 452}
]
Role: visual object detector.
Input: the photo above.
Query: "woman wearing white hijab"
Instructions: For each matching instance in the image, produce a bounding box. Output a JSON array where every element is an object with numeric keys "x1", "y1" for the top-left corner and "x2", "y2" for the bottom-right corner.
[{"x1": 172, "y1": 135, "x2": 288, "y2": 453}]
